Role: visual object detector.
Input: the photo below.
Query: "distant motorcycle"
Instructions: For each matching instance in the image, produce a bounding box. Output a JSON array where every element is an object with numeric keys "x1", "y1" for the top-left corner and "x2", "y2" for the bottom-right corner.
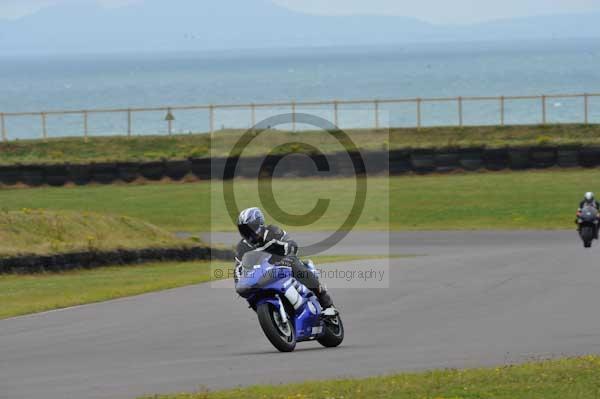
[
  {"x1": 576, "y1": 205, "x2": 599, "y2": 248},
  {"x1": 235, "y1": 251, "x2": 344, "y2": 352}
]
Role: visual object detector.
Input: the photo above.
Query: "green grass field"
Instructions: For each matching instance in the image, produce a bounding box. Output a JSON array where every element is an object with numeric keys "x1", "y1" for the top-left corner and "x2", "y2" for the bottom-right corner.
[
  {"x1": 1, "y1": 124, "x2": 599, "y2": 165},
  {"x1": 142, "y1": 356, "x2": 600, "y2": 399},
  {"x1": 0, "y1": 209, "x2": 190, "y2": 257},
  {"x1": 0, "y1": 169, "x2": 592, "y2": 232},
  {"x1": 0, "y1": 261, "x2": 214, "y2": 319}
]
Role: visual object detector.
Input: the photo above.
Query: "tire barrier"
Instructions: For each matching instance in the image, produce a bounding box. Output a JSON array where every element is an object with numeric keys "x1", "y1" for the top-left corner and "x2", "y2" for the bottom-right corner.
[
  {"x1": 257, "y1": 155, "x2": 280, "y2": 178},
  {"x1": 45, "y1": 164, "x2": 69, "y2": 187},
  {"x1": 363, "y1": 151, "x2": 388, "y2": 175},
  {"x1": 482, "y1": 148, "x2": 509, "y2": 171},
  {"x1": 329, "y1": 152, "x2": 356, "y2": 177},
  {"x1": 191, "y1": 158, "x2": 211, "y2": 180},
  {"x1": 529, "y1": 146, "x2": 557, "y2": 169},
  {"x1": 2, "y1": 145, "x2": 600, "y2": 188},
  {"x1": 0, "y1": 165, "x2": 22, "y2": 186},
  {"x1": 508, "y1": 148, "x2": 530, "y2": 170},
  {"x1": 165, "y1": 160, "x2": 192, "y2": 181},
  {"x1": 435, "y1": 150, "x2": 461, "y2": 173},
  {"x1": 236, "y1": 157, "x2": 264, "y2": 179},
  {"x1": 272, "y1": 154, "x2": 319, "y2": 178},
  {"x1": 117, "y1": 162, "x2": 139, "y2": 183},
  {"x1": 0, "y1": 246, "x2": 234, "y2": 274},
  {"x1": 389, "y1": 150, "x2": 412, "y2": 175},
  {"x1": 210, "y1": 157, "x2": 230, "y2": 180},
  {"x1": 458, "y1": 148, "x2": 484, "y2": 171},
  {"x1": 91, "y1": 162, "x2": 118, "y2": 184},
  {"x1": 557, "y1": 148, "x2": 580, "y2": 168},
  {"x1": 139, "y1": 161, "x2": 166, "y2": 181},
  {"x1": 20, "y1": 165, "x2": 45, "y2": 187},
  {"x1": 579, "y1": 148, "x2": 600, "y2": 168},
  {"x1": 348, "y1": 151, "x2": 368, "y2": 176},
  {"x1": 410, "y1": 150, "x2": 436, "y2": 174},
  {"x1": 69, "y1": 163, "x2": 93, "y2": 185}
]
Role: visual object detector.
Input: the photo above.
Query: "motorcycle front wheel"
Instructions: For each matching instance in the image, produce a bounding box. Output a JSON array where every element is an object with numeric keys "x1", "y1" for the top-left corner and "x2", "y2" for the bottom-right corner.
[
  {"x1": 257, "y1": 303, "x2": 296, "y2": 352},
  {"x1": 582, "y1": 226, "x2": 594, "y2": 248}
]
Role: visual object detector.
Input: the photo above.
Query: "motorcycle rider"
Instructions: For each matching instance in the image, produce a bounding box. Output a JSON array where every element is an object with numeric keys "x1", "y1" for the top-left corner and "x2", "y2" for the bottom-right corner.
[
  {"x1": 576, "y1": 192, "x2": 600, "y2": 238},
  {"x1": 579, "y1": 192, "x2": 600, "y2": 211},
  {"x1": 233, "y1": 207, "x2": 337, "y2": 317}
]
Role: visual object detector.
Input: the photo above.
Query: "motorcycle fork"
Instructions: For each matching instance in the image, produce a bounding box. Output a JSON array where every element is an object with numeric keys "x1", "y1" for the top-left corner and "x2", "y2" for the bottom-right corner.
[{"x1": 275, "y1": 295, "x2": 288, "y2": 323}]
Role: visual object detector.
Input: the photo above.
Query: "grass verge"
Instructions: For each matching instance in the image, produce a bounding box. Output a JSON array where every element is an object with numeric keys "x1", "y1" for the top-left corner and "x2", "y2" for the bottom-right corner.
[
  {"x1": 142, "y1": 356, "x2": 600, "y2": 399},
  {"x1": 1, "y1": 124, "x2": 599, "y2": 165},
  {"x1": 0, "y1": 254, "x2": 391, "y2": 320},
  {"x1": 0, "y1": 261, "x2": 214, "y2": 319},
  {"x1": 0, "y1": 209, "x2": 193, "y2": 257},
  {"x1": 0, "y1": 169, "x2": 594, "y2": 231}
]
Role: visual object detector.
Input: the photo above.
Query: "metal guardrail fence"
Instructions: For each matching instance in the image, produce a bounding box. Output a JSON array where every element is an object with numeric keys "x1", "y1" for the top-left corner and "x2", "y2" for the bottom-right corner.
[{"x1": 1, "y1": 92, "x2": 599, "y2": 142}]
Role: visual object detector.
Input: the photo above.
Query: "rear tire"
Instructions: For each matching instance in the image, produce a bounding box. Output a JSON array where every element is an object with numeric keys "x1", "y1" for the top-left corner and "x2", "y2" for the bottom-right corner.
[
  {"x1": 317, "y1": 314, "x2": 345, "y2": 348},
  {"x1": 257, "y1": 303, "x2": 296, "y2": 352}
]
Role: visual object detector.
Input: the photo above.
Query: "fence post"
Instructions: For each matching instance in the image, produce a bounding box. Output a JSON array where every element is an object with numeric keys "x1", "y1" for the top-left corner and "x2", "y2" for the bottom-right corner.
[
  {"x1": 0, "y1": 113, "x2": 6, "y2": 142},
  {"x1": 41, "y1": 113, "x2": 48, "y2": 141},
  {"x1": 500, "y1": 96, "x2": 505, "y2": 126},
  {"x1": 584, "y1": 93, "x2": 589, "y2": 125},
  {"x1": 127, "y1": 109, "x2": 132, "y2": 137},
  {"x1": 416, "y1": 98, "x2": 422, "y2": 129},
  {"x1": 291, "y1": 101, "x2": 297, "y2": 132},
  {"x1": 541, "y1": 95, "x2": 547, "y2": 125},
  {"x1": 333, "y1": 100, "x2": 339, "y2": 128},
  {"x1": 250, "y1": 103, "x2": 256, "y2": 129},
  {"x1": 209, "y1": 105, "x2": 215, "y2": 135},
  {"x1": 458, "y1": 96, "x2": 463, "y2": 127},
  {"x1": 374, "y1": 100, "x2": 380, "y2": 129},
  {"x1": 83, "y1": 111, "x2": 89, "y2": 142}
]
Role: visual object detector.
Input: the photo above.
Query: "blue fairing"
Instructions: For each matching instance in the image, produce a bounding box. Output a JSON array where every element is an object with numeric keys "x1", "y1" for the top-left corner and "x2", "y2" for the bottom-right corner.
[{"x1": 236, "y1": 251, "x2": 325, "y2": 341}]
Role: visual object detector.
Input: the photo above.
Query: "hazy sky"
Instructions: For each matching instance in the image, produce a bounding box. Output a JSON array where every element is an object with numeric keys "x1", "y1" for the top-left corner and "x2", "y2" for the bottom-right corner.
[
  {"x1": 1, "y1": 0, "x2": 599, "y2": 23},
  {"x1": 0, "y1": 0, "x2": 141, "y2": 19},
  {"x1": 275, "y1": 0, "x2": 600, "y2": 23}
]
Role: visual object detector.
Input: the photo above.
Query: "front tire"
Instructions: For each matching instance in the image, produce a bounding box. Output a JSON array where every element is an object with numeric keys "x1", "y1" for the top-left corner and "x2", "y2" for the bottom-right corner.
[
  {"x1": 317, "y1": 314, "x2": 344, "y2": 348},
  {"x1": 257, "y1": 303, "x2": 296, "y2": 352},
  {"x1": 582, "y1": 226, "x2": 594, "y2": 248}
]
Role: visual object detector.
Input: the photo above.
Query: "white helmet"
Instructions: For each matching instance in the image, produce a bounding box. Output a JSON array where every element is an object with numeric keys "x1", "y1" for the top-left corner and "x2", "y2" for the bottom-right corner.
[{"x1": 585, "y1": 192, "x2": 595, "y2": 201}]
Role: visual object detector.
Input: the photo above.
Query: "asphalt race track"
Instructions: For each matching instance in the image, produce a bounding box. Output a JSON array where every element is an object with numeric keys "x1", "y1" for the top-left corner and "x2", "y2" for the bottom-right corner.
[{"x1": 2, "y1": 231, "x2": 600, "y2": 399}]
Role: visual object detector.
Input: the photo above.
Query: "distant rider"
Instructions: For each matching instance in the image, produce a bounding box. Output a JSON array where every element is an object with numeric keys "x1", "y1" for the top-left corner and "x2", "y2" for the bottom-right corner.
[
  {"x1": 233, "y1": 207, "x2": 337, "y2": 317},
  {"x1": 576, "y1": 192, "x2": 600, "y2": 238}
]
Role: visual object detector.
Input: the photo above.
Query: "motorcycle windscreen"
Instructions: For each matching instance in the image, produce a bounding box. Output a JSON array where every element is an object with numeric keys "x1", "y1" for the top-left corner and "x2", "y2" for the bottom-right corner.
[
  {"x1": 236, "y1": 251, "x2": 292, "y2": 297},
  {"x1": 581, "y1": 206, "x2": 599, "y2": 222},
  {"x1": 241, "y1": 251, "x2": 272, "y2": 270}
]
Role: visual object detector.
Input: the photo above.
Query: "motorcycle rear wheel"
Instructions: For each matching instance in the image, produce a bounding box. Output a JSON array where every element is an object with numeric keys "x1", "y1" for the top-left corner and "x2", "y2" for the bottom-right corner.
[
  {"x1": 317, "y1": 314, "x2": 345, "y2": 348},
  {"x1": 257, "y1": 303, "x2": 296, "y2": 352}
]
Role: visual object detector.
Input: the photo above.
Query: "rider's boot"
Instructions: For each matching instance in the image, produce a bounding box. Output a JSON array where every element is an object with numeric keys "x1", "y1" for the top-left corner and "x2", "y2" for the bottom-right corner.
[{"x1": 316, "y1": 287, "x2": 337, "y2": 317}]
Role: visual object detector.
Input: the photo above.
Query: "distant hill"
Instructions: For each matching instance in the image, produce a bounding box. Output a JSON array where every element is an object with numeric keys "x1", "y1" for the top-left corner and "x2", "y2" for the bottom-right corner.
[{"x1": 0, "y1": 0, "x2": 598, "y2": 55}]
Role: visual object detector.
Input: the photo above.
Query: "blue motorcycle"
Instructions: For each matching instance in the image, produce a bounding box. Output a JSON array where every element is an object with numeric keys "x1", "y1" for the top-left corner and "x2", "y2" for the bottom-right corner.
[{"x1": 235, "y1": 250, "x2": 344, "y2": 352}]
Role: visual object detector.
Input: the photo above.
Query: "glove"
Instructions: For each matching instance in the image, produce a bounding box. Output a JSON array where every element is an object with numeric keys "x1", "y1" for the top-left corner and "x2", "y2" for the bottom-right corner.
[{"x1": 277, "y1": 256, "x2": 296, "y2": 268}]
